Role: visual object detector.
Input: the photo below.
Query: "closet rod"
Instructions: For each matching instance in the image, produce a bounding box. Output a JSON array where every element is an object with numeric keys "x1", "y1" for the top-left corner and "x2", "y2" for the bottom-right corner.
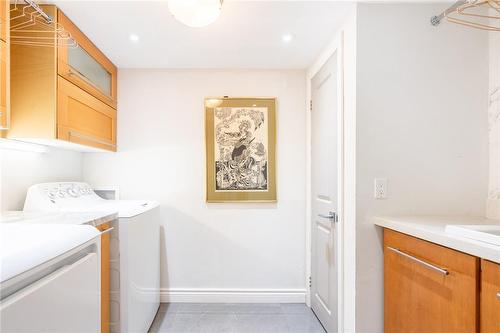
[
  {"x1": 22, "y1": 0, "x2": 54, "y2": 23},
  {"x1": 431, "y1": 0, "x2": 468, "y2": 26}
]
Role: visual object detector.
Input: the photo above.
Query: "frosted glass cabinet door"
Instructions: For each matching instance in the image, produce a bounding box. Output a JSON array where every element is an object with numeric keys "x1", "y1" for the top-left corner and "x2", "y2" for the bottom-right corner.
[
  {"x1": 68, "y1": 46, "x2": 112, "y2": 97},
  {"x1": 57, "y1": 10, "x2": 117, "y2": 109}
]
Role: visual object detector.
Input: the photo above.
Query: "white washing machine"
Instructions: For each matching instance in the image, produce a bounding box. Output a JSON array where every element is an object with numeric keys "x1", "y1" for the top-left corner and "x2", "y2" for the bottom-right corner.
[{"x1": 23, "y1": 182, "x2": 161, "y2": 333}]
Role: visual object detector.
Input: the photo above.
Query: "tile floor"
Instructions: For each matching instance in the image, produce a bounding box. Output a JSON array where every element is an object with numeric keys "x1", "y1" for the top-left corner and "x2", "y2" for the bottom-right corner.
[{"x1": 148, "y1": 303, "x2": 326, "y2": 333}]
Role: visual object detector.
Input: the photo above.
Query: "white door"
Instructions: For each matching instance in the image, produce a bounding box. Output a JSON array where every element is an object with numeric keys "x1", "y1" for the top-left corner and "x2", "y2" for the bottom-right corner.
[{"x1": 310, "y1": 51, "x2": 339, "y2": 333}]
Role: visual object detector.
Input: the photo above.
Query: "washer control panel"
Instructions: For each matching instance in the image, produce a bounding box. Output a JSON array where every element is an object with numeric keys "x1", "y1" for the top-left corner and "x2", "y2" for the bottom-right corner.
[
  {"x1": 24, "y1": 182, "x2": 102, "y2": 212},
  {"x1": 42, "y1": 183, "x2": 94, "y2": 200}
]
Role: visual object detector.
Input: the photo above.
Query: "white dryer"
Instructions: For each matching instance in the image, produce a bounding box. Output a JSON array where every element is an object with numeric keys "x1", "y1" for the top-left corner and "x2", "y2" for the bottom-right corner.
[{"x1": 23, "y1": 182, "x2": 160, "y2": 333}]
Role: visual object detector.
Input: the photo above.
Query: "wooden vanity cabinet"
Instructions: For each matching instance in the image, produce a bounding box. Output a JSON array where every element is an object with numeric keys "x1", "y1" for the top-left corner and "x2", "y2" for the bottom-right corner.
[
  {"x1": 8, "y1": 5, "x2": 117, "y2": 151},
  {"x1": 96, "y1": 222, "x2": 112, "y2": 333},
  {"x1": 0, "y1": 0, "x2": 9, "y2": 130},
  {"x1": 384, "y1": 229, "x2": 479, "y2": 333},
  {"x1": 480, "y1": 259, "x2": 500, "y2": 333}
]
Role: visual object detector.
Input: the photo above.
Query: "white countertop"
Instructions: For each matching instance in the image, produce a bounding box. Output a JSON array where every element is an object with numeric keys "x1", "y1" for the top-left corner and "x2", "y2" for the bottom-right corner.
[
  {"x1": 0, "y1": 223, "x2": 100, "y2": 282},
  {"x1": 374, "y1": 216, "x2": 500, "y2": 264}
]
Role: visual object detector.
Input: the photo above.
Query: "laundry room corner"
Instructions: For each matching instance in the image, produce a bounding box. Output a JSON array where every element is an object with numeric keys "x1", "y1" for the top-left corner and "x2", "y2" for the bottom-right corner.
[
  {"x1": 81, "y1": 69, "x2": 310, "y2": 303},
  {"x1": 2, "y1": 1, "x2": 498, "y2": 332}
]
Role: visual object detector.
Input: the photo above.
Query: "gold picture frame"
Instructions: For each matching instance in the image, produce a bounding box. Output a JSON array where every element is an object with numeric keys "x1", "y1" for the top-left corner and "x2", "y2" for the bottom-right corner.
[{"x1": 205, "y1": 97, "x2": 277, "y2": 203}]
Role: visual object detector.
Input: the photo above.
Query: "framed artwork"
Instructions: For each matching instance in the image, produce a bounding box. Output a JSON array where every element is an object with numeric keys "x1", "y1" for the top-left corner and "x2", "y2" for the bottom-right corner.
[{"x1": 205, "y1": 97, "x2": 277, "y2": 202}]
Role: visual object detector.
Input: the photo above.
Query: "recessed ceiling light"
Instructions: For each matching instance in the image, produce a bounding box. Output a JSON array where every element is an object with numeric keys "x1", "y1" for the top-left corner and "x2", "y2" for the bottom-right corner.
[
  {"x1": 282, "y1": 34, "x2": 294, "y2": 43},
  {"x1": 129, "y1": 34, "x2": 140, "y2": 42}
]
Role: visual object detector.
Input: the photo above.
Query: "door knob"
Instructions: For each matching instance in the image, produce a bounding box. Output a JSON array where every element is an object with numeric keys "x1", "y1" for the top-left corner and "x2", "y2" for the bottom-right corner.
[{"x1": 318, "y1": 211, "x2": 338, "y2": 223}]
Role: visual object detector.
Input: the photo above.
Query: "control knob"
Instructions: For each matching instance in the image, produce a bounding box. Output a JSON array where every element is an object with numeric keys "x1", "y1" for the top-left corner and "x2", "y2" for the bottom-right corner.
[{"x1": 68, "y1": 188, "x2": 79, "y2": 197}]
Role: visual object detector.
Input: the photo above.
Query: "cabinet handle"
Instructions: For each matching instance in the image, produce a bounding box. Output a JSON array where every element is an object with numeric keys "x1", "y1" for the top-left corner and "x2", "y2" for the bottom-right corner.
[
  {"x1": 496, "y1": 293, "x2": 500, "y2": 299},
  {"x1": 387, "y1": 246, "x2": 449, "y2": 276},
  {"x1": 68, "y1": 130, "x2": 116, "y2": 149},
  {"x1": 99, "y1": 227, "x2": 114, "y2": 236}
]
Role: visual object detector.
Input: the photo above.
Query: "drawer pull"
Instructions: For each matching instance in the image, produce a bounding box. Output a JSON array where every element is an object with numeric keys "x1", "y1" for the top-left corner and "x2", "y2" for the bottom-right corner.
[
  {"x1": 69, "y1": 130, "x2": 116, "y2": 149},
  {"x1": 99, "y1": 227, "x2": 114, "y2": 236},
  {"x1": 496, "y1": 293, "x2": 500, "y2": 299},
  {"x1": 387, "y1": 246, "x2": 449, "y2": 276}
]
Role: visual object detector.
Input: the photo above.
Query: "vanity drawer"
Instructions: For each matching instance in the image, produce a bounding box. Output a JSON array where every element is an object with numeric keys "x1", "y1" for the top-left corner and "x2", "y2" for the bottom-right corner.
[
  {"x1": 481, "y1": 259, "x2": 500, "y2": 333},
  {"x1": 384, "y1": 229, "x2": 479, "y2": 333}
]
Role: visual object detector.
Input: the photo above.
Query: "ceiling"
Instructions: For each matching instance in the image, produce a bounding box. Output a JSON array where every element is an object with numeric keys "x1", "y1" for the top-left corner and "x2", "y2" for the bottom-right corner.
[{"x1": 51, "y1": 1, "x2": 354, "y2": 69}]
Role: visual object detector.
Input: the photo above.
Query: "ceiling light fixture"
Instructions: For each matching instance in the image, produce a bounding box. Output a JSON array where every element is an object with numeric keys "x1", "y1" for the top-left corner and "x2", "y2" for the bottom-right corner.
[
  {"x1": 129, "y1": 34, "x2": 140, "y2": 42},
  {"x1": 167, "y1": 0, "x2": 223, "y2": 28},
  {"x1": 282, "y1": 34, "x2": 294, "y2": 43}
]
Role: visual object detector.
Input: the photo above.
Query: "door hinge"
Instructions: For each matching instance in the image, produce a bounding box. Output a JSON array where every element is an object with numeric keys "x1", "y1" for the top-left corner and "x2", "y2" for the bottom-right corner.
[
  {"x1": 308, "y1": 276, "x2": 312, "y2": 288},
  {"x1": 309, "y1": 100, "x2": 313, "y2": 111}
]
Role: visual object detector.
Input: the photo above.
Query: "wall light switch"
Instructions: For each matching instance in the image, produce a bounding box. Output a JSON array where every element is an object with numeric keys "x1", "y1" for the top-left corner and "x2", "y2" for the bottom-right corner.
[{"x1": 374, "y1": 178, "x2": 387, "y2": 199}]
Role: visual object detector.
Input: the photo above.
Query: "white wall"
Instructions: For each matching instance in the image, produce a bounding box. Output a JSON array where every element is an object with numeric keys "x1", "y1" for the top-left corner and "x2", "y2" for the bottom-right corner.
[
  {"x1": 0, "y1": 148, "x2": 83, "y2": 211},
  {"x1": 83, "y1": 69, "x2": 307, "y2": 302},
  {"x1": 487, "y1": 30, "x2": 500, "y2": 219},
  {"x1": 340, "y1": 8, "x2": 358, "y2": 333},
  {"x1": 355, "y1": 3, "x2": 489, "y2": 332}
]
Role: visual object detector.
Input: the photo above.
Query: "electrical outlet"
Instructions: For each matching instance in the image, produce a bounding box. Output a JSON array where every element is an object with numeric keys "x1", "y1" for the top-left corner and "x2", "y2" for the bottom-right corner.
[{"x1": 374, "y1": 178, "x2": 387, "y2": 199}]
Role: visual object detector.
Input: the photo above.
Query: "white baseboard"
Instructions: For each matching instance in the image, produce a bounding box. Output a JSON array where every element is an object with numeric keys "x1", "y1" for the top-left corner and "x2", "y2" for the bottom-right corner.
[{"x1": 160, "y1": 288, "x2": 307, "y2": 303}]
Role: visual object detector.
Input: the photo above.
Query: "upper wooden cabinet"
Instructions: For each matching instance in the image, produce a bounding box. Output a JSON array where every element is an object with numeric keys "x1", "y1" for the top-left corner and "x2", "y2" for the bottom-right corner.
[
  {"x1": 0, "y1": 0, "x2": 8, "y2": 43},
  {"x1": 7, "y1": 5, "x2": 117, "y2": 151},
  {"x1": 0, "y1": 40, "x2": 8, "y2": 130},
  {"x1": 384, "y1": 229, "x2": 479, "y2": 333},
  {"x1": 57, "y1": 76, "x2": 116, "y2": 151},
  {"x1": 0, "y1": 0, "x2": 9, "y2": 130},
  {"x1": 57, "y1": 11, "x2": 117, "y2": 109},
  {"x1": 481, "y1": 259, "x2": 500, "y2": 333}
]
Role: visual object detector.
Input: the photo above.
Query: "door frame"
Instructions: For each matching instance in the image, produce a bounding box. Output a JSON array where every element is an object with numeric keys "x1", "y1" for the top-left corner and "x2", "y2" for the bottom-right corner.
[{"x1": 305, "y1": 31, "x2": 345, "y2": 332}]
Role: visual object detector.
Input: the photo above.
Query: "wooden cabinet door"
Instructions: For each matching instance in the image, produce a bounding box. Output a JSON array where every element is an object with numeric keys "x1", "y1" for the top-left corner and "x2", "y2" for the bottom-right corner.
[
  {"x1": 0, "y1": 0, "x2": 7, "y2": 129},
  {"x1": 0, "y1": 40, "x2": 8, "y2": 129},
  {"x1": 481, "y1": 260, "x2": 500, "y2": 333},
  {"x1": 0, "y1": 0, "x2": 8, "y2": 43},
  {"x1": 57, "y1": 76, "x2": 116, "y2": 151},
  {"x1": 384, "y1": 229, "x2": 479, "y2": 333},
  {"x1": 96, "y1": 223, "x2": 111, "y2": 333},
  {"x1": 57, "y1": 10, "x2": 117, "y2": 109}
]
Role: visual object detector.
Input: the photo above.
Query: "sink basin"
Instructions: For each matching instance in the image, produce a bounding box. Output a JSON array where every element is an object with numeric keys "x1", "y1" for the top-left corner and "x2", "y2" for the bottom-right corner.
[{"x1": 445, "y1": 224, "x2": 500, "y2": 246}]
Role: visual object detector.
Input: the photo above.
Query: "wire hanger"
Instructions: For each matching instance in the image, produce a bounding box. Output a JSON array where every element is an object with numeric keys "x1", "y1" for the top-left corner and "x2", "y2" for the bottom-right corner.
[
  {"x1": 10, "y1": 0, "x2": 77, "y2": 48},
  {"x1": 431, "y1": 0, "x2": 500, "y2": 32}
]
